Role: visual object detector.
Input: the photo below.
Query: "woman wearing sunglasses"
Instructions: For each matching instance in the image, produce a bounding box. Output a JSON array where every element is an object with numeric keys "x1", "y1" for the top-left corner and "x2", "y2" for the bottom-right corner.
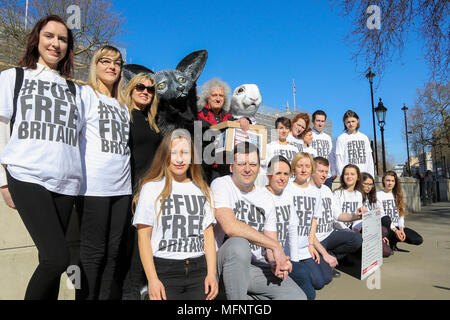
[
  {"x1": 121, "y1": 73, "x2": 162, "y2": 299},
  {"x1": 76, "y1": 45, "x2": 132, "y2": 300}
]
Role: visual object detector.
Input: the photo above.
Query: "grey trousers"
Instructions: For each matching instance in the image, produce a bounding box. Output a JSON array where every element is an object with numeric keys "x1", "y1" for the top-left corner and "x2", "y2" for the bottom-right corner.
[{"x1": 217, "y1": 237, "x2": 307, "y2": 300}]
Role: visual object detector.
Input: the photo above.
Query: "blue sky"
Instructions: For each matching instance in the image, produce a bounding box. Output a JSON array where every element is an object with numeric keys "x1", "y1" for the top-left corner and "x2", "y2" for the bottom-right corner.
[{"x1": 113, "y1": 0, "x2": 430, "y2": 166}]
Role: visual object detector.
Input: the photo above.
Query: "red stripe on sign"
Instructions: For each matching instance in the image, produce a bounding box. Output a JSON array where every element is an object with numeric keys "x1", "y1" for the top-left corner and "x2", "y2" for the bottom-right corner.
[{"x1": 363, "y1": 261, "x2": 378, "y2": 275}]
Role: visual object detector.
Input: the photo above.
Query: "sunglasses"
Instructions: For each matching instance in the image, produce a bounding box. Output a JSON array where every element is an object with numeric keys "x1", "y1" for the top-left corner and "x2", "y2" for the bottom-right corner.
[{"x1": 135, "y1": 83, "x2": 155, "y2": 94}]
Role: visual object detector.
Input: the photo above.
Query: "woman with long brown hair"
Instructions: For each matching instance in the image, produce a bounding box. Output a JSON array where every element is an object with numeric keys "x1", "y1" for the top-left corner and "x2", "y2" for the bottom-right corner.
[
  {"x1": 0, "y1": 15, "x2": 83, "y2": 299},
  {"x1": 377, "y1": 171, "x2": 423, "y2": 251},
  {"x1": 132, "y1": 129, "x2": 218, "y2": 300},
  {"x1": 333, "y1": 164, "x2": 365, "y2": 231}
]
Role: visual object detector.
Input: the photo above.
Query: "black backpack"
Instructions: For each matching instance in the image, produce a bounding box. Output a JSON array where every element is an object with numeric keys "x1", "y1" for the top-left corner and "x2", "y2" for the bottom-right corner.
[{"x1": 10, "y1": 67, "x2": 77, "y2": 134}]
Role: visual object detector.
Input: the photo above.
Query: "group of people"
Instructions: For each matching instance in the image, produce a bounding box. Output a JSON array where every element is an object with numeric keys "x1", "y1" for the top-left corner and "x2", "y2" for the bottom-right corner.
[{"x1": 0, "y1": 15, "x2": 423, "y2": 301}]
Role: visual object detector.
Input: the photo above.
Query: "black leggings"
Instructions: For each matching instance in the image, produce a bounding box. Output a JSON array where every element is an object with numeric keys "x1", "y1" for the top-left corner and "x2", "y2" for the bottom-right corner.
[
  {"x1": 75, "y1": 195, "x2": 130, "y2": 300},
  {"x1": 381, "y1": 216, "x2": 423, "y2": 248},
  {"x1": 7, "y1": 171, "x2": 75, "y2": 300}
]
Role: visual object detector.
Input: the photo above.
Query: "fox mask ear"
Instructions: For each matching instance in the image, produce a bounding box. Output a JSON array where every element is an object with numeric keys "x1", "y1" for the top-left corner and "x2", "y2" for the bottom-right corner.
[
  {"x1": 176, "y1": 50, "x2": 208, "y2": 82},
  {"x1": 122, "y1": 64, "x2": 155, "y2": 85}
]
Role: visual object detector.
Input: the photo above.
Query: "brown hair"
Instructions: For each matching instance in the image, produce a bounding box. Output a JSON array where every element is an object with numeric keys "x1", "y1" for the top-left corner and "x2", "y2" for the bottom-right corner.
[
  {"x1": 383, "y1": 171, "x2": 407, "y2": 217},
  {"x1": 361, "y1": 172, "x2": 377, "y2": 204},
  {"x1": 343, "y1": 110, "x2": 360, "y2": 132},
  {"x1": 313, "y1": 156, "x2": 329, "y2": 168},
  {"x1": 19, "y1": 15, "x2": 74, "y2": 78},
  {"x1": 132, "y1": 130, "x2": 212, "y2": 223},
  {"x1": 291, "y1": 113, "x2": 310, "y2": 137},
  {"x1": 339, "y1": 164, "x2": 362, "y2": 193},
  {"x1": 275, "y1": 116, "x2": 291, "y2": 129}
]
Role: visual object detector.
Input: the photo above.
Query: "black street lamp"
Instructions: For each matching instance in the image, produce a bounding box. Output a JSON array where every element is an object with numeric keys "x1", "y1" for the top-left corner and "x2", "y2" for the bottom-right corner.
[
  {"x1": 375, "y1": 98, "x2": 387, "y2": 174},
  {"x1": 401, "y1": 104, "x2": 411, "y2": 176},
  {"x1": 366, "y1": 68, "x2": 379, "y2": 176}
]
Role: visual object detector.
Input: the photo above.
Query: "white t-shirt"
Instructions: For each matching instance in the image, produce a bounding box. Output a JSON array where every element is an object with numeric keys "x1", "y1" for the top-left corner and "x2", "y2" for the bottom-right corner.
[
  {"x1": 286, "y1": 183, "x2": 323, "y2": 261},
  {"x1": 259, "y1": 141, "x2": 298, "y2": 187},
  {"x1": 211, "y1": 175, "x2": 275, "y2": 263},
  {"x1": 333, "y1": 189, "x2": 363, "y2": 229},
  {"x1": 302, "y1": 144, "x2": 317, "y2": 158},
  {"x1": 132, "y1": 179, "x2": 215, "y2": 260},
  {"x1": 335, "y1": 131, "x2": 374, "y2": 177},
  {"x1": 311, "y1": 128, "x2": 332, "y2": 159},
  {"x1": 0, "y1": 66, "x2": 84, "y2": 195},
  {"x1": 312, "y1": 128, "x2": 333, "y2": 178},
  {"x1": 376, "y1": 191, "x2": 405, "y2": 228},
  {"x1": 286, "y1": 133, "x2": 303, "y2": 152},
  {"x1": 263, "y1": 187, "x2": 292, "y2": 248},
  {"x1": 79, "y1": 86, "x2": 131, "y2": 196},
  {"x1": 315, "y1": 185, "x2": 342, "y2": 242}
]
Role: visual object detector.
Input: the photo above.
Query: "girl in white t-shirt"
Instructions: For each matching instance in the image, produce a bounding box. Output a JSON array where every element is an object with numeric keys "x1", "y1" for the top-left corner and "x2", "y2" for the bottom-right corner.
[
  {"x1": 133, "y1": 130, "x2": 218, "y2": 300},
  {"x1": 378, "y1": 171, "x2": 423, "y2": 251},
  {"x1": 360, "y1": 172, "x2": 392, "y2": 257},
  {"x1": 335, "y1": 110, "x2": 375, "y2": 177},
  {"x1": 0, "y1": 15, "x2": 83, "y2": 300},
  {"x1": 333, "y1": 164, "x2": 365, "y2": 230},
  {"x1": 75, "y1": 46, "x2": 132, "y2": 300},
  {"x1": 287, "y1": 152, "x2": 336, "y2": 300},
  {"x1": 287, "y1": 112, "x2": 310, "y2": 152}
]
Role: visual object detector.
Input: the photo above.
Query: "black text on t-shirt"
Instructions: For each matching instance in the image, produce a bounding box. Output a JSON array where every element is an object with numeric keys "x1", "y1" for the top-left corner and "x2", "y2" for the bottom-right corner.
[
  {"x1": 341, "y1": 201, "x2": 358, "y2": 227},
  {"x1": 275, "y1": 204, "x2": 290, "y2": 246},
  {"x1": 158, "y1": 194, "x2": 207, "y2": 253},
  {"x1": 18, "y1": 79, "x2": 79, "y2": 146},
  {"x1": 316, "y1": 197, "x2": 334, "y2": 233},
  {"x1": 293, "y1": 196, "x2": 316, "y2": 236},
  {"x1": 312, "y1": 139, "x2": 330, "y2": 157},
  {"x1": 382, "y1": 199, "x2": 399, "y2": 224},
  {"x1": 347, "y1": 140, "x2": 366, "y2": 164},
  {"x1": 98, "y1": 101, "x2": 130, "y2": 155},
  {"x1": 233, "y1": 200, "x2": 265, "y2": 251}
]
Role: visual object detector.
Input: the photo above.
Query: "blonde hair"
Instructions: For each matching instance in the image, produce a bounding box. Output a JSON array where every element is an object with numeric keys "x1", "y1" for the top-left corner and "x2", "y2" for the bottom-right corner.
[
  {"x1": 132, "y1": 130, "x2": 213, "y2": 223},
  {"x1": 88, "y1": 46, "x2": 126, "y2": 105},
  {"x1": 291, "y1": 152, "x2": 316, "y2": 175},
  {"x1": 122, "y1": 73, "x2": 160, "y2": 133}
]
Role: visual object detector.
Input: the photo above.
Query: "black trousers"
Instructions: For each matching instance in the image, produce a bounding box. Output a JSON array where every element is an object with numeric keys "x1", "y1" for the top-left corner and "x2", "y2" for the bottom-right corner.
[
  {"x1": 153, "y1": 255, "x2": 207, "y2": 300},
  {"x1": 7, "y1": 170, "x2": 75, "y2": 300},
  {"x1": 381, "y1": 216, "x2": 423, "y2": 248},
  {"x1": 75, "y1": 195, "x2": 130, "y2": 300}
]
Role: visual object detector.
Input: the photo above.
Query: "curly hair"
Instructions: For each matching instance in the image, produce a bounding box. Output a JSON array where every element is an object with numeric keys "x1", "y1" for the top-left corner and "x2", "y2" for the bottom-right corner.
[{"x1": 197, "y1": 78, "x2": 231, "y2": 112}]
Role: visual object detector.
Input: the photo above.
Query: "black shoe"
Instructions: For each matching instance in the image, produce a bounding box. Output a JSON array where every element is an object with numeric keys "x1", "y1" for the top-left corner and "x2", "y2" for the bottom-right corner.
[
  {"x1": 332, "y1": 269, "x2": 341, "y2": 278},
  {"x1": 392, "y1": 245, "x2": 410, "y2": 253}
]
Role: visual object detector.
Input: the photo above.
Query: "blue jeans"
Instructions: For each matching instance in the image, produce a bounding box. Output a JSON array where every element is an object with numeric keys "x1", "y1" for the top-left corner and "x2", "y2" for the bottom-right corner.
[
  {"x1": 289, "y1": 260, "x2": 316, "y2": 300},
  {"x1": 302, "y1": 256, "x2": 333, "y2": 290},
  {"x1": 320, "y1": 230, "x2": 362, "y2": 259},
  {"x1": 217, "y1": 237, "x2": 306, "y2": 300}
]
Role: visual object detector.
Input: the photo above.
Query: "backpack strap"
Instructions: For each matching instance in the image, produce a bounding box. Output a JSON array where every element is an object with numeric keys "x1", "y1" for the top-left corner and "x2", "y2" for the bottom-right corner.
[
  {"x1": 11, "y1": 67, "x2": 24, "y2": 135},
  {"x1": 66, "y1": 79, "x2": 76, "y2": 97}
]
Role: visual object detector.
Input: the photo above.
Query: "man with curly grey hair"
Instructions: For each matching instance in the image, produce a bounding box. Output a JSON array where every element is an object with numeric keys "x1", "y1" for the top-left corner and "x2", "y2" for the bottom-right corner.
[
  {"x1": 197, "y1": 78, "x2": 249, "y2": 129},
  {"x1": 197, "y1": 78, "x2": 250, "y2": 184}
]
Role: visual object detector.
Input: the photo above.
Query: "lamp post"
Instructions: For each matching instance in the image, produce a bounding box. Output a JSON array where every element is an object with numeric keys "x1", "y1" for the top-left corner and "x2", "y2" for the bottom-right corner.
[
  {"x1": 375, "y1": 98, "x2": 387, "y2": 174},
  {"x1": 401, "y1": 104, "x2": 411, "y2": 176},
  {"x1": 366, "y1": 68, "x2": 379, "y2": 175}
]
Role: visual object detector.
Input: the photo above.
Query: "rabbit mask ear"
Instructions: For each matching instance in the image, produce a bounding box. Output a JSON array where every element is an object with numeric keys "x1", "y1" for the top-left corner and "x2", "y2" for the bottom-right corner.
[{"x1": 176, "y1": 50, "x2": 208, "y2": 82}]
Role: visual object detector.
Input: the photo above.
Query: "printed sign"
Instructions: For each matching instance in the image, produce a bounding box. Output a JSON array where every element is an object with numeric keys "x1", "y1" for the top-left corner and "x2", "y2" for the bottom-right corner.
[{"x1": 360, "y1": 209, "x2": 383, "y2": 280}]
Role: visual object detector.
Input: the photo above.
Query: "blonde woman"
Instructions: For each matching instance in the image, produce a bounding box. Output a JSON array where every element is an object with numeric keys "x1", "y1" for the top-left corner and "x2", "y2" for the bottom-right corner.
[
  {"x1": 76, "y1": 45, "x2": 131, "y2": 300},
  {"x1": 121, "y1": 73, "x2": 162, "y2": 300},
  {"x1": 132, "y1": 129, "x2": 218, "y2": 300}
]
